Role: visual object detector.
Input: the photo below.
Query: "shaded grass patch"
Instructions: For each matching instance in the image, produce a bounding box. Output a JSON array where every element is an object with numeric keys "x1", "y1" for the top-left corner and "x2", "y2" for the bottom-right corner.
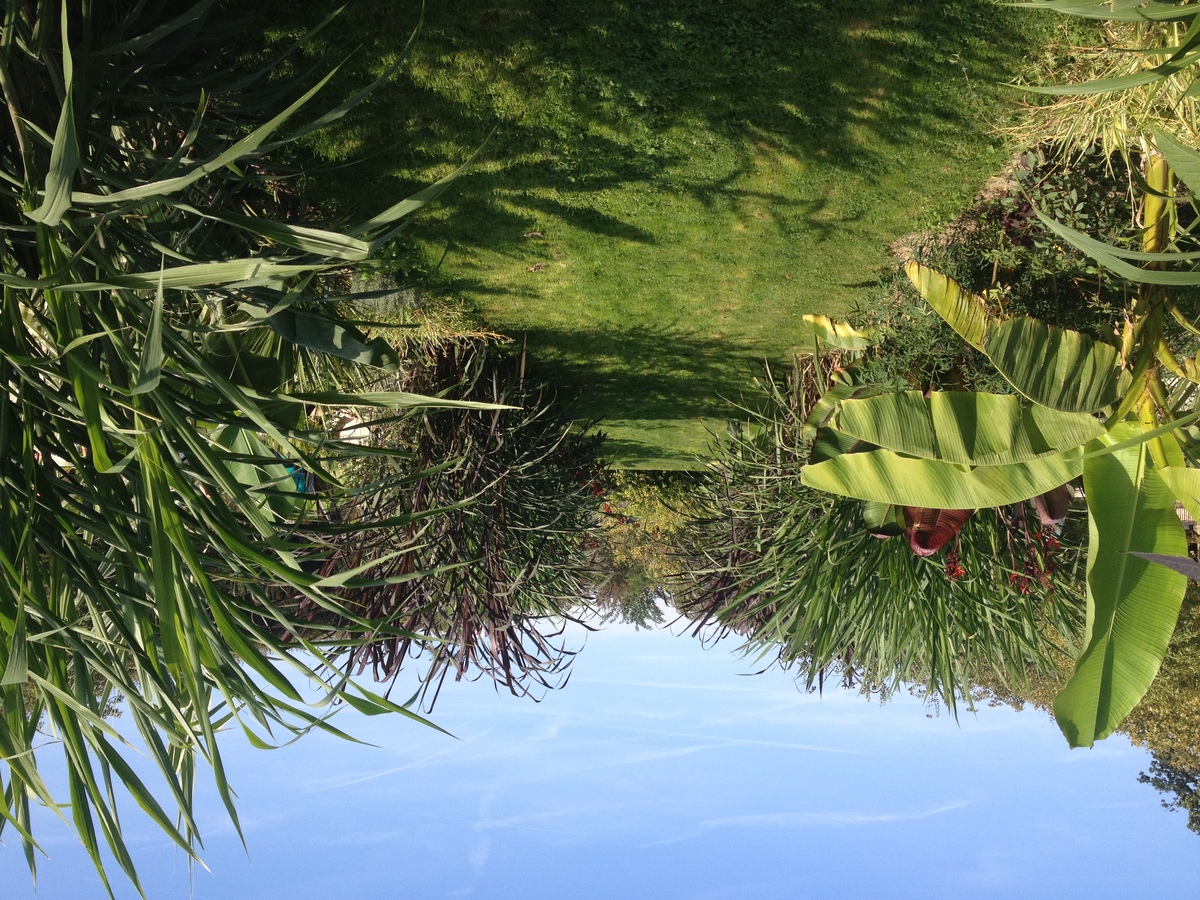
[{"x1": 280, "y1": 0, "x2": 1060, "y2": 465}]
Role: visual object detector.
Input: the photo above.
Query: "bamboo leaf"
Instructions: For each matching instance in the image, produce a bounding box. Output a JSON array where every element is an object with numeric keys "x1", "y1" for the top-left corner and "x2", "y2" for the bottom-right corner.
[
  {"x1": 131, "y1": 268, "x2": 165, "y2": 394},
  {"x1": 1007, "y1": 0, "x2": 1200, "y2": 22},
  {"x1": 98, "y1": 0, "x2": 218, "y2": 56},
  {"x1": 1155, "y1": 130, "x2": 1200, "y2": 197},
  {"x1": 1017, "y1": 53, "x2": 1200, "y2": 95},
  {"x1": 0, "y1": 601, "x2": 27, "y2": 686},
  {"x1": 283, "y1": 389, "x2": 513, "y2": 411},
  {"x1": 211, "y1": 426, "x2": 298, "y2": 522},
  {"x1": 1037, "y1": 210, "x2": 1200, "y2": 285},
  {"x1": 352, "y1": 143, "x2": 486, "y2": 240},
  {"x1": 173, "y1": 202, "x2": 372, "y2": 260},
  {"x1": 0, "y1": 259, "x2": 320, "y2": 292},
  {"x1": 25, "y1": 2, "x2": 77, "y2": 226},
  {"x1": 71, "y1": 68, "x2": 342, "y2": 206}
]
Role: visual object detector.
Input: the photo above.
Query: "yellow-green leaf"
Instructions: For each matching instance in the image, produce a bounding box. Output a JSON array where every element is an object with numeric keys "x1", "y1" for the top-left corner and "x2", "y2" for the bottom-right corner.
[
  {"x1": 1053, "y1": 424, "x2": 1188, "y2": 748},
  {"x1": 985, "y1": 317, "x2": 1122, "y2": 413},
  {"x1": 904, "y1": 261, "x2": 991, "y2": 351},
  {"x1": 832, "y1": 391, "x2": 1104, "y2": 466},
  {"x1": 800, "y1": 446, "x2": 1083, "y2": 509},
  {"x1": 797, "y1": 314, "x2": 878, "y2": 350}
]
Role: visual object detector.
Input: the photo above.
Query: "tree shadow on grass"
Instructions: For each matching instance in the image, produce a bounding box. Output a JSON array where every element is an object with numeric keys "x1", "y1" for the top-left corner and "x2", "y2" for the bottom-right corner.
[
  {"x1": 266, "y1": 0, "x2": 1039, "y2": 458},
  {"x1": 516, "y1": 324, "x2": 778, "y2": 424},
  {"x1": 288, "y1": 0, "x2": 1039, "y2": 248}
]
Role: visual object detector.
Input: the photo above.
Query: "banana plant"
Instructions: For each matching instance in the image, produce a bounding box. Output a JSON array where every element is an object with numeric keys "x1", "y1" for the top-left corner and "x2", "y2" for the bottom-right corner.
[
  {"x1": 678, "y1": 350, "x2": 1085, "y2": 715},
  {"x1": 802, "y1": 254, "x2": 1200, "y2": 748},
  {"x1": 798, "y1": 0, "x2": 1200, "y2": 748}
]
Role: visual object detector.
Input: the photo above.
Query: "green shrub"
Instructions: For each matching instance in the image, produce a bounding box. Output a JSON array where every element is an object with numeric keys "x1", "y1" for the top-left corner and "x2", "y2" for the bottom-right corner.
[{"x1": 856, "y1": 145, "x2": 1136, "y2": 392}]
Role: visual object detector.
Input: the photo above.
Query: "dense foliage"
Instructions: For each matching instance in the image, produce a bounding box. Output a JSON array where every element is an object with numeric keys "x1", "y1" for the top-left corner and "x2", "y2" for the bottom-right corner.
[
  {"x1": 855, "y1": 145, "x2": 1137, "y2": 394},
  {"x1": 0, "y1": 1, "x2": 496, "y2": 891},
  {"x1": 285, "y1": 342, "x2": 606, "y2": 709},
  {"x1": 676, "y1": 356, "x2": 1086, "y2": 708}
]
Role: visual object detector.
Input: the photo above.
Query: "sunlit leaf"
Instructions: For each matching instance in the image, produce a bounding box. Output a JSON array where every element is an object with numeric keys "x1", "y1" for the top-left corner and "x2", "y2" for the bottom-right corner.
[
  {"x1": 985, "y1": 317, "x2": 1123, "y2": 413},
  {"x1": 797, "y1": 314, "x2": 878, "y2": 350},
  {"x1": 832, "y1": 391, "x2": 1105, "y2": 465},
  {"x1": 801, "y1": 446, "x2": 1084, "y2": 508},
  {"x1": 1160, "y1": 465, "x2": 1200, "y2": 521},
  {"x1": 904, "y1": 261, "x2": 992, "y2": 351},
  {"x1": 1155, "y1": 130, "x2": 1200, "y2": 197},
  {"x1": 1008, "y1": 0, "x2": 1200, "y2": 22},
  {"x1": 1053, "y1": 424, "x2": 1188, "y2": 748},
  {"x1": 1037, "y1": 211, "x2": 1200, "y2": 285}
]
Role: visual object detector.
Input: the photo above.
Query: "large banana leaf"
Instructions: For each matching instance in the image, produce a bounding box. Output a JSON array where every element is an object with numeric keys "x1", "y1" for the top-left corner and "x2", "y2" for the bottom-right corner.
[
  {"x1": 831, "y1": 391, "x2": 1105, "y2": 465},
  {"x1": 1159, "y1": 465, "x2": 1200, "y2": 521},
  {"x1": 796, "y1": 314, "x2": 878, "y2": 350},
  {"x1": 905, "y1": 262, "x2": 1123, "y2": 411},
  {"x1": 1052, "y1": 424, "x2": 1188, "y2": 748},
  {"x1": 904, "y1": 261, "x2": 991, "y2": 350},
  {"x1": 984, "y1": 317, "x2": 1123, "y2": 413},
  {"x1": 800, "y1": 446, "x2": 1083, "y2": 508}
]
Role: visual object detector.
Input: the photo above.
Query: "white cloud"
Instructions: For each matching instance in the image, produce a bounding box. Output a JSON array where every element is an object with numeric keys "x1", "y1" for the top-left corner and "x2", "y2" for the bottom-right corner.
[
  {"x1": 702, "y1": 801, "x2": 970, "y2": 828},
  {"x1": 642, "y1": 801, "x2": 971, "y2": 847}
]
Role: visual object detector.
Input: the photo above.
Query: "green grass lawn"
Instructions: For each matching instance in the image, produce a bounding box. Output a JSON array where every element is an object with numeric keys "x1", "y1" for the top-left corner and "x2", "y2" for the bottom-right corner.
[{"x1": 287, "y1": 0, "x2": 1055, "y2": 466}]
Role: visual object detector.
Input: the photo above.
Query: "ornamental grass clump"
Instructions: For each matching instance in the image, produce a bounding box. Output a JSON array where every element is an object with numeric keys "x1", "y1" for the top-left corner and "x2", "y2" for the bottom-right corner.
[{"x1": 285, "y1": 341, "x2": 607, "y2": 711}]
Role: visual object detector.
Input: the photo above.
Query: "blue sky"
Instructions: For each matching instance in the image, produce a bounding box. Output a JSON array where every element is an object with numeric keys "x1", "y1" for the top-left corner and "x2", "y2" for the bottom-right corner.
[{"x1": 5, "y1": 620, "x2": 1200, "y2": 899}]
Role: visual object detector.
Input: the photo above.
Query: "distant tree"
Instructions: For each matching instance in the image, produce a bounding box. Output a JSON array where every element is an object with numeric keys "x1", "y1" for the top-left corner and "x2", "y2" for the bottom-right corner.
[
  {"x1": 1139, "y1": 753, "x2": 1200, "y2": 836},
  {"x1": 588, "y1": 471, "x2": 693, "y2": 629}
]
